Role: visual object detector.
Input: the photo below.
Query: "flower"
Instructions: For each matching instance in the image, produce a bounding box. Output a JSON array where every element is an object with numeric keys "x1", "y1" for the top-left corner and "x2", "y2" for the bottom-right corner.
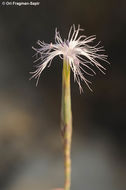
[{"x1": 31, "y1": 25, "x2": 109, "y2": 92}]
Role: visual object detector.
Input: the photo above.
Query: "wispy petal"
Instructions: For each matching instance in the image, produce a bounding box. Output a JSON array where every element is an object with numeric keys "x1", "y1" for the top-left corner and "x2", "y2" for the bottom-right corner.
[{"x1": 31, "y1": 25, "x2": 109, "y2": 91}]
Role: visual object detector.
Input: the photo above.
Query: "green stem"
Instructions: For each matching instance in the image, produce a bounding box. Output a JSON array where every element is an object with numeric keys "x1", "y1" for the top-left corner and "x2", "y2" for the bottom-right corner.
[{"x1": 61, "y1": 59, "x2": 72, "y2": 190}]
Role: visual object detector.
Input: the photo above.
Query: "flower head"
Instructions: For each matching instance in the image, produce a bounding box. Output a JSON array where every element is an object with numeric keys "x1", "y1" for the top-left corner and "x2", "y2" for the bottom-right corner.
[{"x1": 31, "y1": 25, "x2": 109, "y2": 92}]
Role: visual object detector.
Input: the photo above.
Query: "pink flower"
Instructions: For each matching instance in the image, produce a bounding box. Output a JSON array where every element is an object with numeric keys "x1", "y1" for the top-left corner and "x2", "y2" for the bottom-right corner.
[{"x1": 31, "y1": 25, "x2": 109, "y2": 92}]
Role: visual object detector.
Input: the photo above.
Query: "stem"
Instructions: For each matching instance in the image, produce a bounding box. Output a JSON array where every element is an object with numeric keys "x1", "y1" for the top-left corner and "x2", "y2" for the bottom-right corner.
[{"x1": 61, "y1": 59, "x2": 72, "y2": 190}]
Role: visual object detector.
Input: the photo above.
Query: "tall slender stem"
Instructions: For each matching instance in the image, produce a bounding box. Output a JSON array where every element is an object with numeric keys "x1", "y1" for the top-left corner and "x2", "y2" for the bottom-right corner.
[{"x1": 61, "y1": 59, "x2": 72, "y2": 190}]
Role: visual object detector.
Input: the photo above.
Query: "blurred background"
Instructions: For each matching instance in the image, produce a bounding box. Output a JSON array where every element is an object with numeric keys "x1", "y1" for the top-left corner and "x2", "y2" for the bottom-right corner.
[{"x1": 0, "y1": 0, "x2": 126, "y2": 190}]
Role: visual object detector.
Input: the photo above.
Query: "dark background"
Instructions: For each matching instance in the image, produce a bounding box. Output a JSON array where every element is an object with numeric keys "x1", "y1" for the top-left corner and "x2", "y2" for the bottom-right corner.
[{"x1": 0, "y1": 0, "x2": 126, "y2": 190}]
